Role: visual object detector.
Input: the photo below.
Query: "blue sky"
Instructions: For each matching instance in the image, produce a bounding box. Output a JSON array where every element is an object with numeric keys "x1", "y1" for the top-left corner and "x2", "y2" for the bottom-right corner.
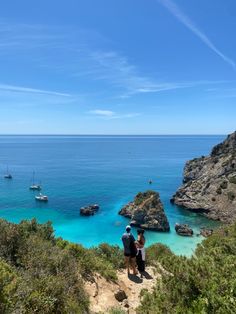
[{"x1": 0, "y1": 0, "x2": 235, "y2": 134}]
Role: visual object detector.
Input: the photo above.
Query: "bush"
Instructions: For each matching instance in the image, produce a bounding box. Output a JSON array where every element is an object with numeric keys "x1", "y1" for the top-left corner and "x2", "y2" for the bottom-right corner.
[
  {"x1": 138, "y1": 223, "x2": 236, "y2": 313},
  {"x1": 58, "y1": 241, "x2": 119, "y2": 281},
  {"x1": 220, "y1": 180, "x2": 228, "y2": 189},
  {"x1": 0, "y1": 219, "x2": 89, "y2": 313},
  {"x1": 227, "y1": 191, "x2": 235, "y2": 201},
  {"x1": 229, "y1": 176, "x2": 236, "y2": 184},
  {"x1": 134, "y1": 190, "x2": 156, "y2": 205},
  {"x1": 216, "y1": 187, "x2": 222, "y2": 194},
  {"x1": 0, "y1": 259, "x2": 19, "y2": 313},
  {"x1": 107, "y1": 307, "x2": 126, "y2": 314},
  {"x1": 92, "y1": 243, "x2": 124, "y2": 269}
]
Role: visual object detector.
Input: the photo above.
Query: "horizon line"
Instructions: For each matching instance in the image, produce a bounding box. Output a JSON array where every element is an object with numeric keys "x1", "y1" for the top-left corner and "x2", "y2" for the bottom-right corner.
[{"x1": 0, "y1": 133, "x2": 227, "y2": 136}]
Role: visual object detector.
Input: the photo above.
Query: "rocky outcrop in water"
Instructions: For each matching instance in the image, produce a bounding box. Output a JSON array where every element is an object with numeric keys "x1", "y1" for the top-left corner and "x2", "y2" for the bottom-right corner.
[
  {"x1": 200, "y1": 228, "x2": 213, "y2": 237},
  {"x1": 175, "y1": 223, "x2": 193, "y2": 236},
  {"x1": 171, "y1": 131, "x2": 236, "y2": 223},
  {"x1": 80, "y1": 204, "x2": 99, "y2": 216},
  {"x1": 119, "y1": 190, "x2": 170, "y2": 231}
]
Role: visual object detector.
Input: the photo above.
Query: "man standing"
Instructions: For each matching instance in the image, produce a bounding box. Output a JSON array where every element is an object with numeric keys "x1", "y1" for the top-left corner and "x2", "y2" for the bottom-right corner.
[{"x1": 121, "y1": 225, "x2": 137, "y2": 275}]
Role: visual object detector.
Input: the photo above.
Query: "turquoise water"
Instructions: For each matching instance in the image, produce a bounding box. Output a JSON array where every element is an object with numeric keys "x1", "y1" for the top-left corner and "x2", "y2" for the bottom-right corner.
[{"x1": 0, "y1": 135, "x2": 224, "y2": 256}]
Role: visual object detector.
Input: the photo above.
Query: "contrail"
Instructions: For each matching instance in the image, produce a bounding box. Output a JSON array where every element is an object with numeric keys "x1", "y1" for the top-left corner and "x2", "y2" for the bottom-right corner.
[{"x1": 157, "y1": 0, "x2": 235, "y2": 69}]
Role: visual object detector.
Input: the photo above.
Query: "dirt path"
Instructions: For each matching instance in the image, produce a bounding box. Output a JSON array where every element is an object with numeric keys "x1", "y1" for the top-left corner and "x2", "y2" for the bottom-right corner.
[{"x1": 84, "y1": 266, "x2": 159, "y2": 313}]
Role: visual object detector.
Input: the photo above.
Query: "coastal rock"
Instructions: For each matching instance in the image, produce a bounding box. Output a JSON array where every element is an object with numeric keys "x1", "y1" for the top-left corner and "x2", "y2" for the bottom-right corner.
[
  {"x1": 175, "y1": 223, "x2": 193, "y2": 236},
  {"x1": 114, "y1": 289, "x2": 127, "y2": 302},
  {"x1": 200, "y1": 228, "x2": 213, "y2": 237},
  {"x1": 80, "y1": 204, "x2": 99, "y2": 216},
  {"x1": 171, "y1": 131, "x2": 236, "y2": 223},
  {"x1": 119, "y1": 190, "x2": 170, "y2": 231}
]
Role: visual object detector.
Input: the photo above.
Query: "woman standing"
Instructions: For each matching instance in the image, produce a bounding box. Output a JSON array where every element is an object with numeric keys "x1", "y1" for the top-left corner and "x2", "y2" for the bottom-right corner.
[{"x1": 136, "y1": 229, "x2": 146, "y2": 275}]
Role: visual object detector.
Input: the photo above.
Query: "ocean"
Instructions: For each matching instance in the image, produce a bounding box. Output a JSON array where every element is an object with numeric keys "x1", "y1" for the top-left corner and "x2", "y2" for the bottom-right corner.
[{"x1": 0, "y1": 135, "x2": 224, "y2": 256}]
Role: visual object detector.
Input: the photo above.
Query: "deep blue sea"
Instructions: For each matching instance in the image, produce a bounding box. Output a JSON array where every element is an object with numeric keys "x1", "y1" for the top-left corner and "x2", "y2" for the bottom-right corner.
[{"x1": 0, "y1": 135, "x2": 224, "y2": 256}]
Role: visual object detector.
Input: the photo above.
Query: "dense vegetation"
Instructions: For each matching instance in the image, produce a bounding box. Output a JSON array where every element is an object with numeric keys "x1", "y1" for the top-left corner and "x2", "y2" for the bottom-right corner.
[
  {"x1": 0, "y1": 219, "x2": 123, "y2": 313},
  {"x1": 138, "y1": 223, "x2": 236, "y2": 313},
  {"x1": 0, "y1": 218, "x2": 235, "y2": 313},
  {"x1": 134, "y1": 190, "x2": 156, "y2": 205}
]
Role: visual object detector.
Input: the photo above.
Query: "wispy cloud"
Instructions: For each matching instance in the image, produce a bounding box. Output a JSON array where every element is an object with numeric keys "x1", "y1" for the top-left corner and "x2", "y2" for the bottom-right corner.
[
  {"x1": 88, "y1": 109, "x2": 140, "y2": 119},
  {"x1": 0, "y1": 20, "x2": 233, "y2": 102},
  {"x1": 157, "y1": 0, "x2": 235, "y2": 69},
  {"x1": 0, "y1": 83, "x2": 70, "y2": 97},
  {"x1": 89, "y1": 109, "x2": 115, "y2": 117},
  {"x1": 87, "y1": 51, "x2": 228, "y2": 97}
]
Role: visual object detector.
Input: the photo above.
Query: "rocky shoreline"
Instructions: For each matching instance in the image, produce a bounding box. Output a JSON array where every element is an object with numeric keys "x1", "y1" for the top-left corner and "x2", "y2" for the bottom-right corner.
[
  {"x1": 119, "y1": 190, "x2": 170, "y2": 232},
  {"x1": 171, "y1": 131, "x2": 236, "y2": 223}
]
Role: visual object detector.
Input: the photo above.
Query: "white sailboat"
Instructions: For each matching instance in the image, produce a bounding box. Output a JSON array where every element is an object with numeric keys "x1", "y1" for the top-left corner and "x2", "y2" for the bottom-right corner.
[
  {"x1": 4, "y1": 166, "x2": 12, "y2": 179},
  {"x1": 29, "y1": 171, "x2": 41, "y2": 190}
]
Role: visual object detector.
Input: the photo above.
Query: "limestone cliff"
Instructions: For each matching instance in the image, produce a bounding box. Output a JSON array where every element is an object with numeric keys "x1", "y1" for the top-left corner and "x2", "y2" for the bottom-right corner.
[
  {"x1": 119, "y1": 190, "x2": 170, "y2": 231},
  {"x1": 171, "y1": 131, "x2": 236, "y2": 222}
]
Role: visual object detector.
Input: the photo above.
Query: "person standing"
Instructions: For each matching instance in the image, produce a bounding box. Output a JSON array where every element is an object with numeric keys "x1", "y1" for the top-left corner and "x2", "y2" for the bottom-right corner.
[
  {"x1": 136, "y1": 229, "x2": 146, "y2": 275},
  {"x1": 121, "y1": 225, "x2": 137, "y2": 275}
]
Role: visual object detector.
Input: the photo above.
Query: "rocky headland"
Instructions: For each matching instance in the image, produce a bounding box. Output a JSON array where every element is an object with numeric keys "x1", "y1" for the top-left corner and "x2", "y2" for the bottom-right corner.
[
  {"x1": 119, "y1": 190, "x2": 170, "y2": 231},
  {"x1": 171, "y1": 131, "x2": 236, "y2": 222}
]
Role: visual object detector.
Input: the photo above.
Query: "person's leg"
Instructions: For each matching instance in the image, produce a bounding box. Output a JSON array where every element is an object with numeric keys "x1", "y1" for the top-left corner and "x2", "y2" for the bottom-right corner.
[
  {"x1": 124, "y1": 256, "x2": 130, "y2": 274},
  {"x1": 130, "y1": 257, "x2": 138, "y2": 275}
]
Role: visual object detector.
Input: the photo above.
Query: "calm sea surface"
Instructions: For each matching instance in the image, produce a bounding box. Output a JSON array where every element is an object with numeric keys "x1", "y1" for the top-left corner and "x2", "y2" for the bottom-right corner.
[{"x1": 0, "y1": 135, "x2": 224, "y2": 255}]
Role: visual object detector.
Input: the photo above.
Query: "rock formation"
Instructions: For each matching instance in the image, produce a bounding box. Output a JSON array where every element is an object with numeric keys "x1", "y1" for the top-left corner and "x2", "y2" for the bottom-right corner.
[
  {"x1": 80, "y1": 204, "x2": 99, "y2": 216},
  {"x1": 171, "y1": 131, "x2": 236, "y2": 223},
  {"x1": 175, "y1": 223, "x2": 193, "y2": 236},
  {"x1": 119, "y1": 190, "x2": 170, "y2": 231},
  {"x1": 200, "y1": 228, "x2": 213, "y2": 237}
]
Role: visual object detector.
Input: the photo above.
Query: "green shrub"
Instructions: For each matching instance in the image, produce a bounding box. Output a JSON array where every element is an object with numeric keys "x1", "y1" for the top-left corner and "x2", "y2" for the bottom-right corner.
[
  {"x1": 58, "y1": 241, "x2": 119, "y2": 281},
  {"x1": 227, "y1": 191, "x2": 235, "y2": 201},
  {"x1": 107, "y1": 307, "x2": 126, "y2": 314},
  {"x1": 0, "y1": 219, "x2": 89, "y2": 313},
  {"x1": 134, "y1": 190, "x2": 156, "y2": 205},
  {"x1": 138, "y1": 223, "x2": 236, "y2": 314},
  {"x1": 220, "y1": 180, "x2": 228, "y2": 189},
  {"x1": 0, "y1": 259, "x2": 19, "y2": 313},
  {"x1": 92, "y1": 243, "x2": 124, "y2": 269},
  {"x1": 229, "y1": 176, "x2": 236, "y2": 184},
  {"x1": 216, "y1": 187, "x2": 222, "y2": 194}
]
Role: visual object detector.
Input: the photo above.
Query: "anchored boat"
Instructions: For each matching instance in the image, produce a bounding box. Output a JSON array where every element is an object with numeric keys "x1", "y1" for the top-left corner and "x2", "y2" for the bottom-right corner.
[
  {"x1": 4, "y1": 166, "x2": 12, "y2": 179},
  {"x1": 29, "y1": 172, "x2": 41, "y2": 190},
  {"x1": 35, "y1": 193, "x2": 48, "y2": 202}
]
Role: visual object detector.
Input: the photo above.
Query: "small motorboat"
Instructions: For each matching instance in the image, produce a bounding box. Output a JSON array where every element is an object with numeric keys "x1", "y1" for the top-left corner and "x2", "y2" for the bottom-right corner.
[
  {"x1": 149, "y1": 179, "x2": 153, "y2": 184},
  {"x1": 35, "y1": 193, "x2": 48, "y2": 202}
]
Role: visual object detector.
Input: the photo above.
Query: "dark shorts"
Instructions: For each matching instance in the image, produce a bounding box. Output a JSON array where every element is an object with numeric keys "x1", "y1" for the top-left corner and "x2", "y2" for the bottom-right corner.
[{"x1": 124, "y1": 252, "x2": 136, "y2": 258}]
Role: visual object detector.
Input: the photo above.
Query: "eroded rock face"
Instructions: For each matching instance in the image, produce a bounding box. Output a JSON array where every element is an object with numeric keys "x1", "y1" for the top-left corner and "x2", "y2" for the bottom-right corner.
[
  {"x1": 119, "y1": 191, "x2": 170, "y2": 231},
  {"x1": 171, "y1": 131, "x2": 236, "y2": 223}
]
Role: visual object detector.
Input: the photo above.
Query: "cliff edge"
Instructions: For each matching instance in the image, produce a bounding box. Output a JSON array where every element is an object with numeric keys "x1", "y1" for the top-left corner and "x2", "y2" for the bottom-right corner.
[{"x1": 171, "y1": 131, "x2": 236, "y2": 222}]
